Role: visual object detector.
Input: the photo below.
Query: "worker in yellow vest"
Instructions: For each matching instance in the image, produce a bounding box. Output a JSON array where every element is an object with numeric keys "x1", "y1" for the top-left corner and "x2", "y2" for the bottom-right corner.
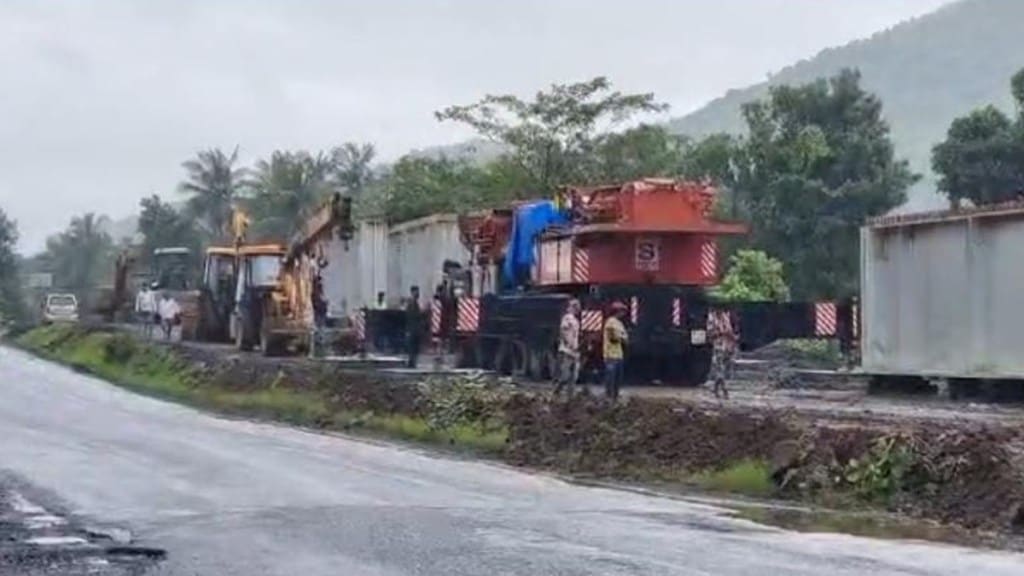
[{"x1": 603, "y1": 301, "x2": 629, "y2": 400}]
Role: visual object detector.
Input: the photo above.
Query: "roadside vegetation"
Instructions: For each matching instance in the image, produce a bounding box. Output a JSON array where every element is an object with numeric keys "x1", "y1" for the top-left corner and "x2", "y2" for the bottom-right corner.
[
  {"x1": 16, "y1": 324, "x2": 507, "y2": 454},
  {"x1": 15, "y1": 323, "x2": 1024, "y2": 536}
]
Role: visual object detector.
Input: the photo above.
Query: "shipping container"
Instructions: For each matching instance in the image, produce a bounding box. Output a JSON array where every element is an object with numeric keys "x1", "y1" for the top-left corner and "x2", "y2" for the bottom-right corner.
[
  {"x1": 387, "y1": 213, "x2": 470, "y2": 302},
  {"x1": 321, "y1": 219, "x2": 388, "y2": 318},
  {"x1": 860, "y1": 204, "x2": 1024, "y2": 381}
]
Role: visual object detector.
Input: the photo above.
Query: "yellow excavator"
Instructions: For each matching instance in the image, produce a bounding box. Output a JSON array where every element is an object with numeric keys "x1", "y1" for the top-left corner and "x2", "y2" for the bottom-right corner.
[{"x1": 195, "y1": 194, "x2": 353, "y2": 355}]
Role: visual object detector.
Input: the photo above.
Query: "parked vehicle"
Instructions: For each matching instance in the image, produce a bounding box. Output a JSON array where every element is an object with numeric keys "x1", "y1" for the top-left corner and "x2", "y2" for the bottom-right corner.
[{"x1": 43, "y1": 293, "x2": 79, "y2": 324}]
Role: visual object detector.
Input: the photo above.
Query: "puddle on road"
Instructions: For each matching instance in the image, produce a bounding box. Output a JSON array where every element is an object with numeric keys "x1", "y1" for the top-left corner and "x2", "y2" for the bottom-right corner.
[{"x1": 728, "y1": 504, "x2": 1018, "y2": 550}]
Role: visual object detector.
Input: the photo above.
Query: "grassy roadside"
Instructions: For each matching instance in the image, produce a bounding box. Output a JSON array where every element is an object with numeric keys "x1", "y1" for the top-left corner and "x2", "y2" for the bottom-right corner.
[
  {"x1": 12, "y1": 324, "x2": 1024, "y2": 538},
  {"x1": 14, "y1": 325, "x2": 765, "y2": 494},
  {"x1": 14, "y1": 324, "x2": 507, "y2": 454}
]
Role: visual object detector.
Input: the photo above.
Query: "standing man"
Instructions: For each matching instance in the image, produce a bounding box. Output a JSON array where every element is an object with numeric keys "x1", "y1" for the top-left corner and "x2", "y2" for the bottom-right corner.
[
  {"x1": 554, "y1": 299, "x2": 581, "y2": 396},
  {"x1": 157, "y1": 291, "x2": 181, "y2": 341},
  {"x1": 404, "y1": 285, "x2": 422, "y2": 368},
  {"x1": 603, "y1": 301, "x2": 629, "y2": 401},
  {"x1": 135, "y1": 282, "x2": 158, "y2": 339},
  {"x1": 708, "y1": 310, "x2": 739, "y2": 399}
]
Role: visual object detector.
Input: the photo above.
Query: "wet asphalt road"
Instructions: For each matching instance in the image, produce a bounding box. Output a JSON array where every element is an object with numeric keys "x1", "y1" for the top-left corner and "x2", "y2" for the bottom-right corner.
[{"x1": 1, "y1": 347, "x2": 1023, "y2": 576}]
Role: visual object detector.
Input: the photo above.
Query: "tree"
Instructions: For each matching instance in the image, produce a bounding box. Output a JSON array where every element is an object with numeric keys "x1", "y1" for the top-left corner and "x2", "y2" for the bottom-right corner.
[
  {"x1": 734, "y1": 69, "x2": 916, "y2": 299},
  {"x1": 436, "y1": 77, "x2": 668, "y2": 193},
  {"x1": 596, "y1": 124, "x2": 684, "y2": 183},
  {"x1": 137, "y1": 195, "x2": 199, "y2": 269},
  {"x1": 332, "y1": 142, "x2": 376, "y2": 197},
  {"x1": 179, "y1": 147, "x2": 245, "y2": 241},
  {"x1": 710, "y1": 249, "x2": 789, "y2": 302},
  {"x1": 678, "y1": 133, "x2": 743, "y2": 218},
  {"x1": 382, "y1": 156, "x2": 486, "y2": 223},
  {"x1": 44, "y1": 213, "x2": 114, "y2": 296},
  {"x1": 0, "y1": 208, "x2": 27, "y2": 327},
  {"x1": 245, "y1": 150, "x2": 335, "y2": 240},
  {"x1": 932, "y1": 68, "x2": 1024, "y2": 207}
]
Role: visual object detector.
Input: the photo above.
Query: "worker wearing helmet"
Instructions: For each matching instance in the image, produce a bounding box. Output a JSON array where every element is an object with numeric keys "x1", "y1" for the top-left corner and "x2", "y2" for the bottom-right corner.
[{"x1": 603, "y1": 301, "x2": 629, "y2": 400}]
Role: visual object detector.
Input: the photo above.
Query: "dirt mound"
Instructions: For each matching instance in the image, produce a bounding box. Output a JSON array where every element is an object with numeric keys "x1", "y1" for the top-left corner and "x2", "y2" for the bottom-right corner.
[
  {"x1": 505, "y1": 393, "x2": 1024, "y2": 532},
  {"x1": 505, "y1": 394, "x2": 795, "y2": 475}
]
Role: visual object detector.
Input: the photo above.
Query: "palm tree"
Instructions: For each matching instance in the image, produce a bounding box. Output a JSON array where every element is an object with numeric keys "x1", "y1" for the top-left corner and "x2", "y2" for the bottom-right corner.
[
  {"x1": 179, "y1": 147, "x2": 245, "y2": 241},
  {"x1": 245, "y1": 150, "x2": 335, "y2": 240},
  {"x1": 332, "y1": 142, "x2": 376, "y2": 197},
  {"x1": 46, "y1": 213, "x2": 113, "y2": 294}
]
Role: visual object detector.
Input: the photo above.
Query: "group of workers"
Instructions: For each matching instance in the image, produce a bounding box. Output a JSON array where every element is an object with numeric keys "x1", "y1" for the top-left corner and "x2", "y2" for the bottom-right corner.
[
  {"x1": 554, "y1": 299, "x2": 738, "y2": 400},
  {"x1": 133, "y1": 283, "x2": 182, "y2": 340},
  {"x1": 374, "y1": 285, "x2": 741, "y2": 399}
]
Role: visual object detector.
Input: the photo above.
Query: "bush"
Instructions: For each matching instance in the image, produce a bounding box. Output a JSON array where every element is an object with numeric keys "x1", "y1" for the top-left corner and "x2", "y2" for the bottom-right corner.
[
  {"x1": 103, "y1": 333, "x2": 138, "y2": 364},
  {"x1": 710, "y1": 249, "x2": 789, "y2": 302},
  {"x1": 417, "y1": 375, "x2": 508, "y2": 434},
  {"x1": 694, "y1": 460, "x2": 774, "y2": 497}
]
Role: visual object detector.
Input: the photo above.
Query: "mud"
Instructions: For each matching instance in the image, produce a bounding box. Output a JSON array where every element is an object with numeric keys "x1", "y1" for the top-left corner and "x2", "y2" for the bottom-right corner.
[{"x1": 502, "y1": 393, "x2": 1024, "y2": 533}]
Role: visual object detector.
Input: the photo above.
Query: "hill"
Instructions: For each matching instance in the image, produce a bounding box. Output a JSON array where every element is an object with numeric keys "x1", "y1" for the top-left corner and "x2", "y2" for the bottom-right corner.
[{"x1": 666, "y1": 0, "x2": 1023, "y2": 210}]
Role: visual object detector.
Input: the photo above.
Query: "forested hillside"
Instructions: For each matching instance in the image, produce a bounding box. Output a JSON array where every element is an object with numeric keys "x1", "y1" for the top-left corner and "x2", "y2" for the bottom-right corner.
[{"x1": 667, "y1": 0, "x2": 1023, "y2": 209}]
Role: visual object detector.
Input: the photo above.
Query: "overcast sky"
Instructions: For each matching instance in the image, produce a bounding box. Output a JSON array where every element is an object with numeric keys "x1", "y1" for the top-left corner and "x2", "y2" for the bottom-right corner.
[{"x1": 1, "y1": 0, "x2": 951, "y2": 253}]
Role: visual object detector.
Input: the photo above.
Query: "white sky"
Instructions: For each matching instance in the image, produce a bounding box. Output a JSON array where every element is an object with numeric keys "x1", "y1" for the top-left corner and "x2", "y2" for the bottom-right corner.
[{"x1": 0, "y1": 0, "x2": 951, "y2": 253}]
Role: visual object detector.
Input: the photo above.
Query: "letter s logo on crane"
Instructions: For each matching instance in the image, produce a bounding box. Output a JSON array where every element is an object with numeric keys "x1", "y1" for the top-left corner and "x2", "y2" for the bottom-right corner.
[{"x1": 635, "y1": 238, "x2": 660, "y2": 271}]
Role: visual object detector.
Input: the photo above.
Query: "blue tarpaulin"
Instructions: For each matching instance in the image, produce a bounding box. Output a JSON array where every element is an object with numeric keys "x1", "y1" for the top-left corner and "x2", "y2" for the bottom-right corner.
[{"x1": 502, "y1": 201, "x2": 568, "y2": 289}]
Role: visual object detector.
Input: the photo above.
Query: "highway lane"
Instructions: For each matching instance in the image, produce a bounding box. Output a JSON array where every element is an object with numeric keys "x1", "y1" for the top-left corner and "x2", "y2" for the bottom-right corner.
[{"x1": 1, "y1": 346, "x2": 1021, "y2": 575}]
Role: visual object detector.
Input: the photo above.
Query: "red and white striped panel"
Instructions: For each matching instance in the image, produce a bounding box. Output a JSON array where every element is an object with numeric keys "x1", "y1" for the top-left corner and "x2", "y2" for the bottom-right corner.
[
  {"x1": 581, "y1": 310, "x2": 603, "y2": 333},
  {"x1": 700, "y1": 241, "x2": 718, "y2": 279},
  {"x1": 629, "y1": 296, "x2": 638, "y2": 324},
  {"x1": 814, "y1": 302, "x2": 838, "y2": 337},
  {"x1": 456, "y1": 297, "x2": 480, "y2": 333},
  {"x1": 572, "y1": 248, "x2": 590, "y2": 283},
  {"x1": 707, "y1": 309, "x2": 730, "y2": 332},
  {"x1": 429, "y1": 300, "x2": 442, "y2": 336},
  {"x1": 352, "y1": 309, "x2": 366, "y2": 342},
  {"x1": 671, "y1": 298, "x2": 682, "y2": 327},
  {"x1": 852, "y1": 303, "x2": 860, "y2": 339}
]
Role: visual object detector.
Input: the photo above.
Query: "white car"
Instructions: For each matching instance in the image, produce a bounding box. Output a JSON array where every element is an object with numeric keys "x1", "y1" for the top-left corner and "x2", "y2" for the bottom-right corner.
[{"x1": 43, "y1": 293, "x2": 79, "y2": 324}]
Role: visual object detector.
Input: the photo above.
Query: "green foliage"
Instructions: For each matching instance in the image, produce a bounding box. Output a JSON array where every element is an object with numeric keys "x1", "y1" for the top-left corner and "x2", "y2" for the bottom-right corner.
[
  {"x1": 436, "y1": 76, "x2": 667, "y2": 193},
  {"x1": 19, "y1": 324, "x2": 507, "y2": 453},
  {"x1": 693, "y1": 459, "x2": 774, "y2": 497},
  {"x1": 245, "y1": 150, "x2": 335, "y2": 240},
  {"x1": 780, "y1": 339, "x2": 842, "y2": 366},
  {"x1": 596, "y1": 124, "x2": 684, "y2": 183},
  {"x1": 735, "y1": 70, "x2": 916, "y2": 299},
  {"x1": 417, "y1": 375, "x2": 508, "y2": 436},
  {"x1": 710, "y1": 249, "x2": 789, "y2": 302},
  {"x1": 932, "y1": 69, "x2": 1024, "y2": 206},
  {"x1": 137, "y1": 195, "x2": 200, "y2": 270},
  {"x1": 42, "y1": 213, "x2": 115, "y2": 297},
  {"x1": 0, "y1": 208, "x2": 27, "y2": 328},
  {"x1": 332, "y1": 142, "x2": 376, "y2": 198},
  {"x1": 667, "y1": 0, "x2": 1024, "y2": 208},
  {"x1": 381, "y1": 155, "x2": 491, "y2": 223},
  {"x1": 179, "y1": 147, "x2": 246, "y2": 241},
  {"x1": 844, "y1": 435, "x2": 918, "y2": 503}
]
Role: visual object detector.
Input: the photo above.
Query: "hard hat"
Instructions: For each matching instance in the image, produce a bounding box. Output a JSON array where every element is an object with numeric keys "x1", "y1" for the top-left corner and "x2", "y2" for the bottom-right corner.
[{"x1": 610, "y1": 301, "x2": 628, "y2": 311}]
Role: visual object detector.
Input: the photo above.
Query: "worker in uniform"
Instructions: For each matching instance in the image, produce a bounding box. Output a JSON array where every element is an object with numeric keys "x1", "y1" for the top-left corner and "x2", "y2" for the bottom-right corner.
[
  {"x1": 603, "y1": 301, "x2": 629, "y2": 401},
  {"x1": 374, "y1": 292, "x2": 388, "y2": 310},
  {"x1": 708, "y1": 310, "x2": 739, "y2": 399},
  {"x1": 554, "y1": 299, "x2": 581, "y2": 397},
  {"x1": 404, "y1": 285, "x2": 422, "y2": 368}
]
